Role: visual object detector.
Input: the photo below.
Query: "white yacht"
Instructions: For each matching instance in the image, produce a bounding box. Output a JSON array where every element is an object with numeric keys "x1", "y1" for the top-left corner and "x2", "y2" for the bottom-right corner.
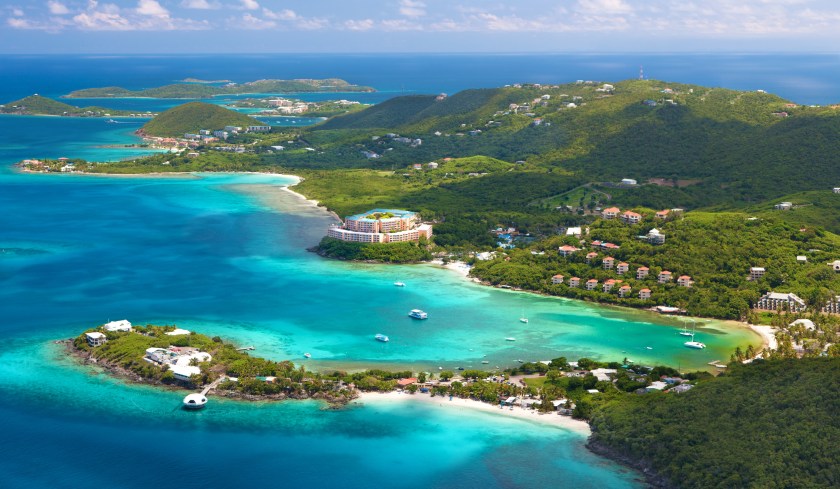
[
  {"x1": 408, "y1": 309, "x2": 428, "y2": 319},
  {"x1": 304, "y1": 353, "x2": 312, "y2": 358},
  {"x1": 375, "y1": 333, "x2": 389, "y2": 342},
  {"x1": 182, "y1": 393, "x2": 207, "y2": 409},
  {"x1": 394, "y1": 281, "x2": 406, "y2": 287},
  {"x1": 505, "y1": 337, "x2": 516, "y2": 341},
  {"x1": 684, "y1": 339, "x2": 706, "y2": 349}
]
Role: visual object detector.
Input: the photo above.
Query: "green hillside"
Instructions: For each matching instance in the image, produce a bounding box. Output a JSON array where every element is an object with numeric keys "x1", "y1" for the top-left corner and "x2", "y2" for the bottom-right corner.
[
  {"x1": 589, "y1": 358, "x2": 840, "y2": 488},
  {"x1": 64, "y1": 78, "x2": 374, "y2": 99},
  {"x1": 140, "y1": 102, "x2": 266, "y2": 137},
  {"x1": 1, "y1": 94, "x2": 128, "y2": 116}
]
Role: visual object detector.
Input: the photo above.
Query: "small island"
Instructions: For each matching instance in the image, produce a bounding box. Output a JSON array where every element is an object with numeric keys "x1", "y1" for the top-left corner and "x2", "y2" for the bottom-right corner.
[
  {"x1": 63, "y1": 78, "x2": 375, "y2": 99},
  {"x1": 0, "y1": 94, "x2": 144, "y2": 118}
]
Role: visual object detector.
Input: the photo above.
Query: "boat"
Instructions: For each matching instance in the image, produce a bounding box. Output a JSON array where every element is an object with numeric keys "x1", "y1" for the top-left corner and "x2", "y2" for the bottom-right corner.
[
  {"x1": 375, "y1": 334, "x2": 389, "y2": 342},
  {"x1": 645, "y1": 346, "x2": 653, "y2": 350},
  {"x1": 182, "y1": 393, "x2": 207, "y2": 409},
  {"x1": 505, "y1": 337, "x2": 516, "y2": 341},
  {"x1": 303, "y1": 353, "x2": 311, "y2": 358},
  {"x1": 519, "y1": 309, "x2": 528, "y2": 323},
  {"x1": 408, "y1": 309, "x2": 428, "y2": 319},
  {"x1": 106, "y1": 119, "x2": 117, "y2": 123},
  {"x1": 684, "y1": 337, "x2": 706, "y2": 349},
  {"x1": 679, "y1": 320, "x2": 694, "y2": 337},
  {"x1": 394, "y1": 281, "x2": 406, "y2": 287},
  {"x1": 481, "y1": 360, "x2": 490, "y2": 364}
]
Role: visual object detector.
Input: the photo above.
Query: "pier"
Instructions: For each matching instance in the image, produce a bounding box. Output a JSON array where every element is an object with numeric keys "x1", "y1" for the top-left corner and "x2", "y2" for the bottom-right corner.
[{"x1": 200, "y1": 376, "x2": 225, "y2": 396}]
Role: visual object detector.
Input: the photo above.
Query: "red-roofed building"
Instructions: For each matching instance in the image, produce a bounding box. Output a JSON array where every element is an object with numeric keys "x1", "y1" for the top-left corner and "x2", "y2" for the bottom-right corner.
[
  {"x1": 586, "y1": 252, "x2": 598, "y2": 263},
  {"x1": 397, "y1": 378, "x2": 418, "y2": 387},
  {"x1": 559, "y1": 245, "x2": 581, "y2": 257},
  {"x1": 585, "y1": 279, "x2": 598, "y2": 290},
  {"x1": 618, "y1": 285, "x2": 632, "y2": 297},
  {"x1": 678, "y1": 275, "x2": 692, "y2": 287},
  {"x1": 639, "y1": 288, "x2": 652, "y2": 300},
  {"x1": 602, "y1": 207, "x2": 621, "y2": 219},
  {"x1": 569, "y1": 277, "x2": 581, "y2": 287},
  {"x1": 602, "y1": 242, "x2": 620, "y2": 250},
  {"x1": 551, "y1": 274, "x2": 564, "y2": 284},
  {"x1": 621, "y1": 211, "x2": 642, "y2": 224},
  {"x1": 603, "y1": 279, "x2": 617, "y2": 292},
  {"x1": 655, "y1": 209, "x2": 670, "y2": 219},
  {"x1": 637, "y1": 266, "x2": 649, "y2": 279},
  {"x1": 658, "y1": 271, "x2": 673, "y2": 283},
  {"x1": 617, "y1": 262, "x2": 629, "y2": 275},
  {"x1": 603, "y1": 256, "x2": 615, "y2": 269}
]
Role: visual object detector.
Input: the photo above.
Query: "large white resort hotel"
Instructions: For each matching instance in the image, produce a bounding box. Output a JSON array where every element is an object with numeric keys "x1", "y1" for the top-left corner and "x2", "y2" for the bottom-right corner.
[{"x1": 327, "y1": 209, "x2": 433, "y2": 243}]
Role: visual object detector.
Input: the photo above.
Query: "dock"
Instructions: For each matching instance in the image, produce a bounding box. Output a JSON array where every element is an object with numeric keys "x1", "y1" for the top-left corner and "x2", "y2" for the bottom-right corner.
[
  {"x1": 235, "y1": 346, "x2": 255, "y2": 351},
  {"x1": 200, "y1": 376, "x2": 225, "y2": 396}
]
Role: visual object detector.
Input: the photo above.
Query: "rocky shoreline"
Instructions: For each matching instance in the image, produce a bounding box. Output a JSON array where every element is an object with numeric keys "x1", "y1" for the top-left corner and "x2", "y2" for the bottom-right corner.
[{"x1": 63, "y1": 339, "x2": 356, "y2": 406}]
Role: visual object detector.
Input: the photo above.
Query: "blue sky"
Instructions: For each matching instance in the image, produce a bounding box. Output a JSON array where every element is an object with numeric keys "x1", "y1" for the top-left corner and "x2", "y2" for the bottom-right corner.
[{"x1": 1, "y1": 0, "x2": 839, "y2": 53}]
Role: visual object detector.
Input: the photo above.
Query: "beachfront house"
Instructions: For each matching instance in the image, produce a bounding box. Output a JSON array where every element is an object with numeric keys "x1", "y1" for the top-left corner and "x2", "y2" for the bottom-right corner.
[
  {"x1": 551, "y1": 274, "x2": 564, "y2": 285},
  {"x1": 639, "y1": 288, "x2": 652, "y2": 300},
  {"x1": 85, "y1": 332, "x2": 106, "y2": 347},
  {"x1": 585, "y1": 279, "x2": 598, "y2": 290},
  {"x1": 103, "y1": 319, "x2": 132, "y2": 332},
  {"x1": 569, "y1": 277, "x2": 580, "y2": 288}
]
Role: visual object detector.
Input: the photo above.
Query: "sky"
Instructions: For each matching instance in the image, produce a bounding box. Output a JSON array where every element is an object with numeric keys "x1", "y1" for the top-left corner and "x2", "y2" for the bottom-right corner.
[{"x1": 1, "y1": 0, "x2": 839, "y2": 53}]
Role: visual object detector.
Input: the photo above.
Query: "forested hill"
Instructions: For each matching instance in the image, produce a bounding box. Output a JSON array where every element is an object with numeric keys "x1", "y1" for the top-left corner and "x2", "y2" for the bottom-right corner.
[
  {"x1": 140, "y1": 102, "x2": 265, "y2": 137},
  {"x1": 297, "y1": 79, "x2": 840, "y2": 210},
  {"x1": 0, "y1": 94, "x2": 128, "y2": 116},
  {"x1": 588, "y1": 358, "x2": 840, "y2": 488}
]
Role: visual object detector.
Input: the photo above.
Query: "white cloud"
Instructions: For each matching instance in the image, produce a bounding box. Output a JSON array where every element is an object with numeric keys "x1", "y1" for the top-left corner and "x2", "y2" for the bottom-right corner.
[
  {"x1": 136, "y1": 0, "x2": 168, "y2": 17},
  {"x1": 239, "y1": 0, "x2": 259, "y2": 10},
  {"x1": 576, "y1": 0, "x2": 633, "y2": 14},
  {"x1": 12, "y1": 8, "x2": 25, "y2": 17},
  {"x1": 344, "y1": 18, "x2": 374, "y2": 31},
  {"x1": 47, "y1": 1, "x2": 70, "y2": 15},
  {"x1": 262, "y1": 8, "x2": 297, "y2": 21},
  {"x1": 295, "y1": 17, "x2": 328, "y2": 30},
  {"x1": 8, "y1": 16, "x2": 32, "y2": 28},
  {"x1": 229, "y1": 12, "x2": 275, "y2": 29},
  {"x1": 381, "y1": 19, "x2": 421, "y2": 31},
  {"x1": 180, "y1": 0, "x2": 219, "y2": 8},
  {"x1": 74, "y1": 10, "x2": 133, "y2": 30},
  {"x1": 399, "y1": 0, "x2": 426, "y2": 18}
]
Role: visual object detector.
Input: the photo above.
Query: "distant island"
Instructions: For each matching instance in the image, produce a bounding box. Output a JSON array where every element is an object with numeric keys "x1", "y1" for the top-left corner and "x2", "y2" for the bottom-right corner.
[
  {"x1": 63, "y1": 78, "x2": 375, "y2": 99},
  {"x1": 137, "y1": 101, "x2": 268, "y2": 138},
  {"x1": 0, "y1": 94, "x2": 143, "y2": 118},
  {"x1": 178, "y1": 78, "x2": 233, "y2": 84}
]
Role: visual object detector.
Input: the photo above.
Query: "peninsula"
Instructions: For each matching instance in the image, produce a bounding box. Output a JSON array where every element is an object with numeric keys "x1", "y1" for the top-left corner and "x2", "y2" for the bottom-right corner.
[
  {"x1": 63, "y1": 78, "x2": 375, "y2": 99},
  {"x1": 0, "y1": 94, "x2": 141, "y2": 117}
]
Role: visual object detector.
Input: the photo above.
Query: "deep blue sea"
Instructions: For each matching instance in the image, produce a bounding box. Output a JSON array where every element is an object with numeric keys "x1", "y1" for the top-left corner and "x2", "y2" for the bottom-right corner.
[{"x1": 2, "y1": 53, "x2": 830, "y2": 488}]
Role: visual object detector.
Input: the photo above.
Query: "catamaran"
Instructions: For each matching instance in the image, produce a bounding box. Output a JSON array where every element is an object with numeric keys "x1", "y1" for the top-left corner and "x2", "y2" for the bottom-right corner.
[
  {"x1": 375, "y1": 334, "x2": 389, "y2": 342},
  {"x1": 683, "y1": 322, "x2": 706, "y2": 349}
]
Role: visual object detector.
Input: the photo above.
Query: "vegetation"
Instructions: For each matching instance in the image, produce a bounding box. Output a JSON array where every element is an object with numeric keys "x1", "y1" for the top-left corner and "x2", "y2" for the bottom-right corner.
[
  {"x1": 1, "y1": 94, "x2": 132, "y2": 117},
  {"x1": 64, "y1": 78, "x2": 374, "y2": 99},
  {"x1": 316, "y1": 236, "x2": 432, "y2": 263},
  {"x1": 589, "y1": 358, "x2": 840, "y2": 489},
  {"x1": 139, "y1": 102, "x2": 266, "y2": 137}
]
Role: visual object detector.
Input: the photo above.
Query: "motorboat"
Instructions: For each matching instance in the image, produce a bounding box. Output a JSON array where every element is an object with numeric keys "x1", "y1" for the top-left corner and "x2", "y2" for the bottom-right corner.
[
  {"x1": 505, "y1": 337, "x2": 516, "y2": 341},
  {"x1": 375, "y1": 334, "x2": 389, "y2": 342},
  {"x1": 304, "y1": 353, "x2": 311, "y2": 358},
  {"x1": 408, "y1": 309, "x2": 428, "y2": 319},
  {"x1": 394, "y1": 281, "x2": 406, "y2": 287},
  {"x1": 182, "y1": 393, "x2": 207, "y2": 409}
]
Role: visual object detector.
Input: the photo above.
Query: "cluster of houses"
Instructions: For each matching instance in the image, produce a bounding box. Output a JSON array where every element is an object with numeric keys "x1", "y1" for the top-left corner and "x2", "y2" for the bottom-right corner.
[
  {"x1": 600, "y1": 206, "x2": 683, "y2": 224},
  {"x1": 552, "y1": 241, "x2": 692, "y2": 300}
]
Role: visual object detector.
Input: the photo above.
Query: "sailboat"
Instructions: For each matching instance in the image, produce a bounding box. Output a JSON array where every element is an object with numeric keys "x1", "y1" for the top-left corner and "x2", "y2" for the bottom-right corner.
[
  {"x1": 679, "y1": 320, "x2": 693, "y2": 337},
  {"x1": 519, "y1": 309, "x2": 528, "y2": 323},
  {"x1": 683, "y1": 322, "x2": 706, "y2": 349}
]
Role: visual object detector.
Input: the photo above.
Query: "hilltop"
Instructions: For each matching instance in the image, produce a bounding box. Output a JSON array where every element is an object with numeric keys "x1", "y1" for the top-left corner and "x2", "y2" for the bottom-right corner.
[
  {"x1": 64, "y1": 78, "x2": 375, "y2": 99},
  {"x1": 0, "y1": 94, "x2": 131, "y2": 117},
  {"x1": 139, "y1": 102, "x2": 266, "y2": 137}
]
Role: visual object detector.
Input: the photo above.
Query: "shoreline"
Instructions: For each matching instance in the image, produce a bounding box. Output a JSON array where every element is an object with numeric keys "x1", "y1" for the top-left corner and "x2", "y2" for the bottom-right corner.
[{"x1": 356, "y1": 390, "x2": 591, "y2": 434}]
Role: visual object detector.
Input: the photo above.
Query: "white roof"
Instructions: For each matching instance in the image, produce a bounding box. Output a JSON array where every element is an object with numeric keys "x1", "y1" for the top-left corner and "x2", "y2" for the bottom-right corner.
[
  {"x1": 647, "y1": 381, "x2": 668, "y2": 390},
  {"x1": 751, "y1": 267, "x2": 765, "y2": 271},
  {"x1": 103, "y1": 320, "x2": 132, "y2": 332},
  {"x1": 586, "y1": 389, "x2": 600, "y2": 394},
  {"x1": 590, "y1": 368, "x2": 617, "y2": 382},
  {"x1": 85, "y1": 332, "x2": 106, "y2": 339},
  {"x1": 790, "y1": 319, "x2": 816, "y2": 331},
  {"x1": 169, "y1": 365, "x2": 201, "y2": 378},
  {"x1": 565, "y1": 227, "x2": 582, "y2": 236},
  {"x1": 165, "y1": 328, "x2": 191, "y2": 336}
]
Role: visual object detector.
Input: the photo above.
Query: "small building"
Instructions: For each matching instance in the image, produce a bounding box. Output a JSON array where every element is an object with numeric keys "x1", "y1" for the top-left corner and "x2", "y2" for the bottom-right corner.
[
  {"x1": 647, "y1": 228, "x2": 665, "y2": 245},
  {"x1": 646, "y1": 381, "x2": 668, "y2": 392},
  {"x1": 427, "y1": 162, "x2": 439, "y2": 169},
  {"x1": 616, "y1": 262, "x2": 629, "y2": 275},
  {"x1": 170, "y1": 365, "x2": 202, "y2": 382},
  {"x1": 618, "y1": 285, "x2": 632, "y2": 297},
  {"x1": 103, "y1": 319, "x2": 132, "y2": 332},
  {"x1": 602, "y1": 207, "x2": 621, "y2": 220},
  {"x1": 830, "y1": 260, "x2": 840, "y2": 272},
  {"x1": 621, "y1": 178, "x2": 637, "y2": 186},
  {"x1": 823, "y1": 296, "x2": 840, "y2": 314},
  {"x1": 585, "y1": 279, "x2": 598, "y2": 290},
  {"x1": 749, "y1": 267, "x2": 766, "y2": 280},
  {"x1": 755, "y1": 292, "x2": 807, "y2": 313},
  {"x1": 603, "y1": 279, "x2": 617, "y2": 292},
  {"x1": 658, "y1": 270, "x2": 673, "y2": 283},
  {"x1": 775, "y1": 202, "x2": 792, "y2": 210},
  {"x1": 586, "y1": 252, "x2": 598, "y2": 263},
  {"x1": 636, "y1": 266, "x2": 649, "y2": 279},
  {"x1": 639, "y1": 288, "x2": 652, "y2": 300},
  {"x1": 551, "y1": 274, "x2": 564, "y2": 285},
  {"x1": 677, "y1": 275, "x2": 692, "y2": 287},
  {"x1": 621, "y1": 211, "x2": 642, "y2": 224},
  {"x1": 569, "y1": 277, "x2": 580, "y2": 288},
  {"x1": 85, "y1": 332, "x2": 107, "y2": 347},
  {"x1": 655, "y1": 209, "x2": 670, "y2": 219},
  {"x1": 796, "y1": 255, "x2": 807, "y2": 263},
  {"x1": 590, "y1": 368, "x2": 617, "y2": 382},
  {"x1": 565, "y1": 226, "x2": 582, "y2": 237},
  {"x1": 602, "y1": 257, "x2": 615, "y2": 270},
  {"x1": 165, "y1": 328, "x2": 191, "y2": 336},
  {"x1": 789, "y1": 319, "x2": 816, "y2": 331},
  {"x1": 397, "y1": 378, "x2": 418, "y2": 387},
  {"x1": 833, "y1": 187, "x2": 840, "y2": 194},
  {"x1": 558, "y1": 245, "x2": 581, "y2": 257}
]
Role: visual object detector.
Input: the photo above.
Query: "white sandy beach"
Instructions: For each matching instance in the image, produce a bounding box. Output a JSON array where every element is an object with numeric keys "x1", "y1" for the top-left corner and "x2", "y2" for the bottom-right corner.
[
  {"x1": 748, "y1": 324, "x2": 778, "y2": 351},
  {"x1": 357, "y1": 391, "x2": 591, "y2": 434}
]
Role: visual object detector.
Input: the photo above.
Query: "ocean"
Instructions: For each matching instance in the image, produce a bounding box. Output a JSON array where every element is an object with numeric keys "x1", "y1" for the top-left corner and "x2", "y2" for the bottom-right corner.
[{"x1": 2, "y1": 53, "x2": 825, "y2": 488}]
